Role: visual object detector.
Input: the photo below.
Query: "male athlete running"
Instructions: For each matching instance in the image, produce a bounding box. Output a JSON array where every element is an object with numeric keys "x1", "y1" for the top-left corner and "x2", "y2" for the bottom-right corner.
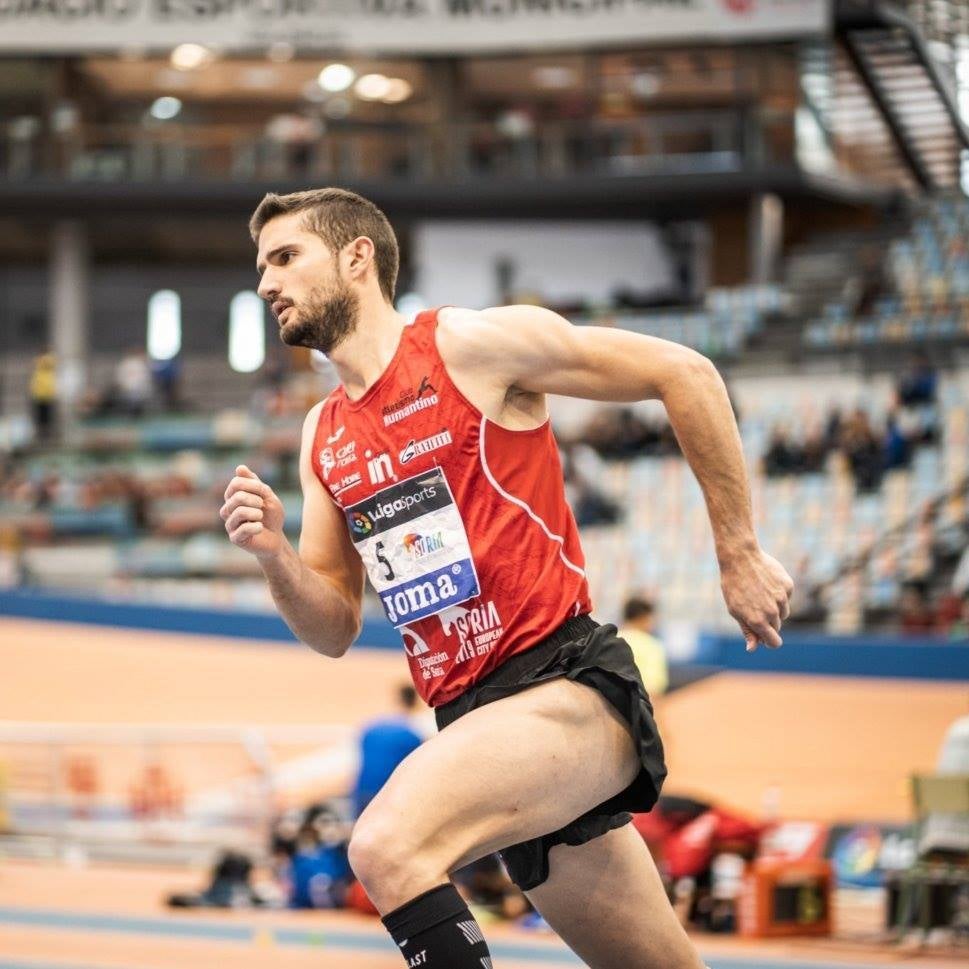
[{"x1": 222, "y1": 188, "x2": 794, "y2": 969}]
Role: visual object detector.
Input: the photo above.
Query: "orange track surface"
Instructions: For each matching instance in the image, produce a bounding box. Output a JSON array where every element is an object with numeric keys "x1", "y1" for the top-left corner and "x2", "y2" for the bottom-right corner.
[
  {"x1": 2, "y1": 617, "x2": 969, "y2": 968},
  {"x1": 658, "y1": 670, "x2": 969, "y2": 822}
]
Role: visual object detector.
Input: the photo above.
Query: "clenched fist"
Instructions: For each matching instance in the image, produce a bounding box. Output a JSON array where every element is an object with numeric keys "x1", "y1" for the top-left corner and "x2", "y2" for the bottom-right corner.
[{"x1": 220, "y1": 465, "x2": 286, "y2": 560}]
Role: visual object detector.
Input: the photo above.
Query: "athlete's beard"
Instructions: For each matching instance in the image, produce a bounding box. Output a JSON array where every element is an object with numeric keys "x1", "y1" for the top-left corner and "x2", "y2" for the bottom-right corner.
[{"x1": 279, "y1": 281, "x2": 359, "y2": 354}]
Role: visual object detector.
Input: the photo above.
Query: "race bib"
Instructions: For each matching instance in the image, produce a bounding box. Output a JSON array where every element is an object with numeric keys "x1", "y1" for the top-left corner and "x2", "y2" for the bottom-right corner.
[{"x1": 345, "y1": 467, "x2": 480, "y2": 627}]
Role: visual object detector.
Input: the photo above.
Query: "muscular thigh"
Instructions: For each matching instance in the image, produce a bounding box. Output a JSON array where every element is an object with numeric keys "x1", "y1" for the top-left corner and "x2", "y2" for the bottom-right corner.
[
  {"x1": 361, "y1": 677, "x2": 639, "y2": 870},
  {"x1": 527, "y1": 824, "x2": 704, "y2": 969}
]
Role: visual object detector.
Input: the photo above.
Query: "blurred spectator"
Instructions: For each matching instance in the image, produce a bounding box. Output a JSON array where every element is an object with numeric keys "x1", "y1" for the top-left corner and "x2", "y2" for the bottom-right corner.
[
  {"x1": 935, "y1": 590, "x2": 967, "y2": 637},
  {"x1": 561, "y1": 442, "x2": 622, "y2": 527},
  {"x1": 167, "y1": 850, "x2": 265, "y2": 909},
  {"x1": 28, "y1": 353, "x2": 58, "y2": 442},
  {"x1": 0, "y1": 523, "x2": 24, "y2": 588},
  {"x1": 951, "y1": 544, "x2": 969, "y2": 601},
  {"x1": 841, "y1": 408, "x2": 883, "y2": 493},
  {"x1": 854, "y1": 244, "x2": 888, "y2": 317},
  {"x1": 898, "y1": 582, "x2": 935, "y2": 636},
  {"x1": 151, "y1": 356, "x2": 182, "y2": 411},
  {"x1": 883, "y1": 411, "x2": 912, "y2": 472},
  {"x1": 287, "y1": 804, "x2": 352, "y2": 910},
  {"x1": 265, "y1": 112, "x2": 322, "y2": 175},
  {"x1": 580, "y1": 406, "x2": 678, "y2": 461},
  {"x1": 896, "y1": 353, "x2": 937, "y2": 407},
  {"x1": 352, "y1": 684, "x2": 425, "y2": 819},
  {"x1": 917, "y1": 714, "x2": 969, "y2": 859},
  {"x1": 763, "y1": 425, "x2": 800, "y2": 478},
  {"x1": 114, "y1": 349, "x2": 152, "y2": 417},
  {"x1": 800, "y1": 425, "x2": 827, "y2": 474},
  {"x1": 895, "y1": 353, "x2": 939, "y2": 447},
  {"x1": 619, "y1": 595, "x2": 669, "y2": 698}
]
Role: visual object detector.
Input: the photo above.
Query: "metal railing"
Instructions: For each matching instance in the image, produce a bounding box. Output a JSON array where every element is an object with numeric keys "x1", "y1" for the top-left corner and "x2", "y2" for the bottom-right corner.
[
  {"x1": 0, "y1": 109, "x2": 788, "y2": 184},
  {"x1": 0, "y1": 721, "x2": 353, "y2": 859}
]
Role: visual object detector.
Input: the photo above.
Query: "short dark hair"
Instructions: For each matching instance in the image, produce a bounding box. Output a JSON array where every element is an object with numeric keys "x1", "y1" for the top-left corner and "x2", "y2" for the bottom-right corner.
[
  {"x1": 623, "y1": 596, "x2": 655, "y2": 622},
  {"x1": 249, "y1": 188, "x2": 399, "y2": 302}
]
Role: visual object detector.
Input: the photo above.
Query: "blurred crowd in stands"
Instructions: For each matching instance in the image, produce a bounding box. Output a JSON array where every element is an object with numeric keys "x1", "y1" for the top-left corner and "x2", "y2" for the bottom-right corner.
[
  {"x1": 6, "y1": 188, "x2": 969, "y2": 641},
  {"x1": 761, "y1": 355, "x2": 939, "y2": 492},
  {"x1": 6, "y1": 340, "x2": 968, "y2": 639}
]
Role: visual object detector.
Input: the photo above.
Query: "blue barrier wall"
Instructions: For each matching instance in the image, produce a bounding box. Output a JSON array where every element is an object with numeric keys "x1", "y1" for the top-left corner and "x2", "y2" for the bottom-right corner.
[
  {"x1": 2, "y1": 588, "x2": 967, "y2": 680},
  {"x1": 698, "y1": 630, "x2": 969, "y2": 681},
  {"x1": 0, "y1": 588, "x2": 401, "y2": 650}
]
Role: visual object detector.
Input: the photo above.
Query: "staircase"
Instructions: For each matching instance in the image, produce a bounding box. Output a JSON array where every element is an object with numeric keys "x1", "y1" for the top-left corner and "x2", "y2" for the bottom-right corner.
[{"x1": 833, "y1": 0, "x2": 969, "y2": 191}]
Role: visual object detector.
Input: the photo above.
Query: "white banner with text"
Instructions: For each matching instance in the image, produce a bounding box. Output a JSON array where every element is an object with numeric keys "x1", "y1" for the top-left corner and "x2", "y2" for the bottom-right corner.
[{"x1": 0, "y1": 0, "x2": 830, "y2": 54}]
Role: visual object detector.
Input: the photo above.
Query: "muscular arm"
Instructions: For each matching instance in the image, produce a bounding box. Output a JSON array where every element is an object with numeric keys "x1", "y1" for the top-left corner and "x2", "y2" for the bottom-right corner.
[
  {"x1": 222, "y1": 402, "x2": 365, "y2": 657},
  {"x1": 439, "y1": 305, "x2": 793, "y2": 649},
  {"x1": 445, "y1": 306, "x2": 754, "y2": 560}
]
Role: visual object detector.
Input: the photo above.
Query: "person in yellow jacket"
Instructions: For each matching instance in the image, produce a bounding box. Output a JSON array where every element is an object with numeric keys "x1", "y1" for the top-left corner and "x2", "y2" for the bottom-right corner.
[
  {"x1": 29, "y1": 352, "x2": 57, "y2": 442},
  {"x1": 619, "y1": 596, "x2": 669, "y2": 698}
]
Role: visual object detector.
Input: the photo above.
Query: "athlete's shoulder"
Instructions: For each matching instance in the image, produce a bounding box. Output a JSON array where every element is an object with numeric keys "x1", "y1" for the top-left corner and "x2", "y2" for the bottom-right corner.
[
  {"x1": 437, "y1": 304, "x2": 569, "y2": 375},
  {"x1": 436, "y1": 304, "x2": 486, "y2": 336},
  {"x1": 437, "y1": 304, "x2": 542, "y2": 365},
  {"x1": 435, "y1": 306, "x2": 491, "y2": 367}
]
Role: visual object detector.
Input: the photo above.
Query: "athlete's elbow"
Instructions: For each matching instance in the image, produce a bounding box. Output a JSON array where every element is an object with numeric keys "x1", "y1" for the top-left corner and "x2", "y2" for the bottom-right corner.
[
  {"x1": 299, "y1": 612, "x2": 361, "y2": 659},
  {"x1": 655, "y1": 345, "x2": 719, "y2": 400},
  {"x1": 682, "y1": 345, "x2": 718, "y2": 379},
  {"x1": 303, "y1": 629, "x2": 356, "y2": 659}
]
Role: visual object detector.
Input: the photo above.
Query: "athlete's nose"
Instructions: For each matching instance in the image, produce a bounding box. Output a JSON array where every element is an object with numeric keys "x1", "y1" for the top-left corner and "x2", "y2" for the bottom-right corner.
[{"x1": 258, "y1": 270, "x2": 279, "y2": 303}]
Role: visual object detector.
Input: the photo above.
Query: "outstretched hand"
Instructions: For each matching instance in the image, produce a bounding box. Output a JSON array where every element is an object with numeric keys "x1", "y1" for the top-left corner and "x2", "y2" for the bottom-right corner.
[{"x1": 720, "y1": 548, "x2": 795, "y2": 652}]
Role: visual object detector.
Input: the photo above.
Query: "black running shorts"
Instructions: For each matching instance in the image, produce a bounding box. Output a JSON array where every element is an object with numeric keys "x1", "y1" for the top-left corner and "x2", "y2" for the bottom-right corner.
[{"x1": 434, "y1": 614, "x2": 667, "y2": 892}]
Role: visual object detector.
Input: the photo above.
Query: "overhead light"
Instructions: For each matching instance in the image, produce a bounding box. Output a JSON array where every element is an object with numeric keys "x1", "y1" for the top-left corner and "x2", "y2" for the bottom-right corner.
[
  {"x1": 355, "y1": 73, "x2": 391, "y2": 101},
  {"x1": 532, "y1": 66, "x2": 576, "y2": 90},
  {"x1": 149, "y1": 96, "x2": 182, "y2": 121},
  {"x1": 495, "y1": 109, "x2": 533, "y2": 139},
  {"x1": 318, "y1": 63, "x2": 356, "y2": 93},
  {"x1": 51, "y1": 102, "x2": 79, "y2": 133},
  {"x1": 267, "y1": 41, "x2": 296, "y2": 63},
  {"x1": 631, "y1": 72, "x2": 661, "y2": 98},
  {"x1": 9, "y1": 116, "x2": 41, "y2": 140},
  {"x1": 170, "y1": 43, "x2": 214, "y2": 71},
  {"x1": 382, "y1": 78, "x2": 413, "y2": 104}
]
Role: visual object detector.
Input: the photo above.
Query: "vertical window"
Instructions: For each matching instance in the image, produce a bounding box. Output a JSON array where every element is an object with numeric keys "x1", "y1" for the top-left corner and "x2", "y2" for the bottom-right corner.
[
  {"x1": 958, "y1": 38, "x2": 969, "y2": 195},
  {"x1": 229, "y1": 291, "x2": 265, "y2": 373},
  {"x1": 147, "y1": 290, "x2": 181, "y2": 360}
]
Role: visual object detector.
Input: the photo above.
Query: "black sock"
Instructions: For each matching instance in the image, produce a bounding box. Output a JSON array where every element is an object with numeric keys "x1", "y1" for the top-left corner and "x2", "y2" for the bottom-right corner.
[{"x1": 382, "y1": 883, "x2": 492, "y2": 968}]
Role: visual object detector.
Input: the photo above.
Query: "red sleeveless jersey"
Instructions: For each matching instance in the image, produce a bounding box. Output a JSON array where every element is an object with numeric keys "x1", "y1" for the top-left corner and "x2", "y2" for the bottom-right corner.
[{"x1": 311, "y1": 309, "x2": 592, "y2": 706}]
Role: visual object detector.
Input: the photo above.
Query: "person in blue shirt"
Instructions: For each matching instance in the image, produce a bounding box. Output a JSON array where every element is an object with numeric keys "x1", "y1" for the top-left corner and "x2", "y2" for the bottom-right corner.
[
  {"x1": 289, "y1": 805, "x2": 352, "y2": 909},
  {"x1": 352, "y1": 684, "x2": 425, "y2": 819}
]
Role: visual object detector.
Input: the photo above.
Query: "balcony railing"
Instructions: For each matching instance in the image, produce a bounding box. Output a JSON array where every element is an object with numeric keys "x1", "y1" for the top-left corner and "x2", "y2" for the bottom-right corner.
[{"x1": 1, "y1": 109, "x2": 790, "y2": 184}]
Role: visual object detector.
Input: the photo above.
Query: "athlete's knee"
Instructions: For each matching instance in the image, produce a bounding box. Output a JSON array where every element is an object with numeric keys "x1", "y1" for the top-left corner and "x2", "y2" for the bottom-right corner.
[
  {"x1": 348, "y1": 808, "x2": 436, "y2": 893},
  {"x1": 348, "y1": 812, "x2": 395, "y2": 886}
]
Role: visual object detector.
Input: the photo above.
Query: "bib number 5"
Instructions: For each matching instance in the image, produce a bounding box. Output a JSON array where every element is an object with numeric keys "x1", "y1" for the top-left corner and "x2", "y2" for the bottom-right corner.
[{"x1": 375, "y1": 540, "x2": 395, "y2": 581}]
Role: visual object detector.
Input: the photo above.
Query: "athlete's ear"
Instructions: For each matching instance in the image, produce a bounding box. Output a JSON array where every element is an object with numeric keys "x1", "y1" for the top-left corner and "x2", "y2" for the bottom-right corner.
[{"x1": 343, "y1": 236, "x2": 376, "y2": 283}]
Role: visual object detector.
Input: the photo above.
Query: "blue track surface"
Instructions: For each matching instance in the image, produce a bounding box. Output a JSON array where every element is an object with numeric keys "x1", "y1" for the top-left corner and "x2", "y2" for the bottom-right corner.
[{"x1": 0, "y1": 905, "x2": 905, "y2": 968}]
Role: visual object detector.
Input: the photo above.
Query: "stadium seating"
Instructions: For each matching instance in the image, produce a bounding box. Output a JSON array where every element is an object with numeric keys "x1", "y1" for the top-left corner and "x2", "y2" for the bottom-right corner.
[{"x1": 804, "y1": 194, "x2": 969, "y2": 350}]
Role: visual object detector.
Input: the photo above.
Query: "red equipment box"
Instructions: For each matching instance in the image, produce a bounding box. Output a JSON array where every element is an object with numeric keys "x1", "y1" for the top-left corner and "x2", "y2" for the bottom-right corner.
[{"x1": 738, "y1": 857, "x2": 833, "y2": 938}]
